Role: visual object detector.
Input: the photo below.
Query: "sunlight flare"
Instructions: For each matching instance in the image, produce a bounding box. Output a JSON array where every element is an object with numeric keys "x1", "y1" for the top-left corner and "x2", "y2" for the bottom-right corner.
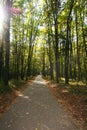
[
  {"x1": 0, "y1": 5, "x2": 5, "y2": 31},
  {"x1": 84, "y1": 17, "x2": 87, "y2": 25}
]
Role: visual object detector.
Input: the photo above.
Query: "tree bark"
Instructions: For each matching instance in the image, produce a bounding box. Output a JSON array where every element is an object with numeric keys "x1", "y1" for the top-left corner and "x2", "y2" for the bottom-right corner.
[
  {"x1": 48, "y1": 26, "x2": 54, "y2": 80},
  {"x1": 54, "y1": 17, "x2": 59, "y2": 83},
  {"x1": 4, "y1": 0, "x2": 11, "y2": 86},
  {"x1": 75, "y1": 10, "x2": 81, "y2": 81},
  {"x1": 65, "y1": 0, "x2": 74, "y2": 84},
  {"x1": 65, "y1": 21, "x2": 69, "y2": 84}
]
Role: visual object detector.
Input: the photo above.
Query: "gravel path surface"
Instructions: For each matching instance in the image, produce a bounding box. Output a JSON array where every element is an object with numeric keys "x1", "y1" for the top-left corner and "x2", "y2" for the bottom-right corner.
[{"x1": 0, "y1": 75, "x2": 79, "y2": 130}]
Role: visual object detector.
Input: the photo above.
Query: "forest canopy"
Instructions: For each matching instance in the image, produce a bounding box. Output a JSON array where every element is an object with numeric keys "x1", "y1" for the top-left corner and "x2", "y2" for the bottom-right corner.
[{"x1": 0, "y1": 0, "x2": 87, "y2": 91}]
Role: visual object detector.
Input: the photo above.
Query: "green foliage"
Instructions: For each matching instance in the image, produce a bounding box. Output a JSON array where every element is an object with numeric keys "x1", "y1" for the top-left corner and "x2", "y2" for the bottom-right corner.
[
  {"x1": 9, "y1": 79, "x2": 26, "y2": 89},
  {"x1": 14, "y1": 0, "x2": 25, "y2": 7},
  {"x1": 0, "y1": 82, "x2": 10, "y2": 94},
  {"x1": 66, "y1": 82, "x2": 87, "y2": 96},
  {"x1": 0, "y1": 0, "x2": 87, "y2": 93}
]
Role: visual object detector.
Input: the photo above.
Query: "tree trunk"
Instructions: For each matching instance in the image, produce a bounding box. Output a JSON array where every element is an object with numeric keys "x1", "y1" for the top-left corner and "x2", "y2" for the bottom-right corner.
[
  {"x1": 42, "y1": 47, "x2": 46, "y2": 76},
  {"x1": 50, "y1": 0, "x2": 59, "y2": 83},
  {"x1": 4, "y1": 0, "x2": 11, "y2": 86},
  {"x1": 65, "y1": 21, "x2": 69, "y2": 84},
  {"x1": 21, "y1": 27, "x2": 24, "y2": 80},
  {"x1": 65, "y1": 0, "x2": 74, "y2": 84},
  {"x1": 48, "y1": 27, "x2": 54, "y2": 80},
  {"x1": 81, "y1": 12, "x2": 87, "y2": 82},
  {"x1": 75, "y1": 10, "x2": 81, "y2": 81},
  {"x1": 69, "y1": 22, "x2": 73, "y2": 79},
  {"x1": 54, "y1": 16, "x2": 59, "y2": 83},
  {"x1": 0, "y1": 37, "x2": 4, "y2": 81}
]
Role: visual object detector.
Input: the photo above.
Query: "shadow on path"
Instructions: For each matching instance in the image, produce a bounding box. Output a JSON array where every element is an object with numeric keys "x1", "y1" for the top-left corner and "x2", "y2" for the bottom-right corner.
[{"x1": 0, "y1": 75, "x2": 79, "y2": 130}]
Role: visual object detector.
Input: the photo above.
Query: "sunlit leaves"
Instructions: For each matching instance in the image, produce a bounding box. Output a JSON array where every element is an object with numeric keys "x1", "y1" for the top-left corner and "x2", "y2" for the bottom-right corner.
[{"x1": 14, "y1": 0, "x2": 25, "y2": 7}]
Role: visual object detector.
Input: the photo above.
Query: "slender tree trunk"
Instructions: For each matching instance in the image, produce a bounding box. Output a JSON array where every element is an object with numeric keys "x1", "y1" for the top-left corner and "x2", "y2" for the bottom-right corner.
[
  {"x1": 54, "y1": 16, "x2": 59, "y2": 83},
  {"x1": 21, "y1": 27, "x2": 24, "y2": 80},
  {"x1": 75, "y1": 10, "x2": 81, "y2": 81},
  {"x1": 69, "y1": 22, "x2": 73, "y2": 79},
  {"x1": 81, "y1": 12, "x2": 87, "y2": 82},
  {"x1": 65, "y1": 21, "x2": 69, "y2": 84},
  {"x1": 0, "y1": 38, "x2": 4, "y2": 81},
  {"x1": 42, "y1": 47, "x2": 46, "y2": 76},
  {"x1": 27, "y1": 45, "x2": 32, "y2": 77},
  {"x1": 4, "y1": 0, "x2": 11, "y2": 86},
  {"x1": 26, "y1": 28, "x2": 32, "y2": 78},
  {"x1": 60, "y1": 42, "x2": 64, "y2": 77},
  {"x1": 48, "y1": 26, "x2": 54, "y2": 80},
  {"x1": 65, "y1": 0, "x2": 74, "y2": 84},
  {"x1": 50, "y1": 0, "x2": 59, "y2": 83},
  {"x1": 21, "y1": 47, "x2": 24, "y2": 80},
  {"x1": 14, "y1": 36, "x2": 19, "y2": 80},
  {"x1": 73, "y1": 41, "x2": 77, "y2": 80}
]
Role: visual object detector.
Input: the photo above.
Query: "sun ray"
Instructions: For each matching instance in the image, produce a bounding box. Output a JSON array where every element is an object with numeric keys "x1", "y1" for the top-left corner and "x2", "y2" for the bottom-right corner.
[{"x1": 0, "y1": 5, "x2": 5, "y2": 32}]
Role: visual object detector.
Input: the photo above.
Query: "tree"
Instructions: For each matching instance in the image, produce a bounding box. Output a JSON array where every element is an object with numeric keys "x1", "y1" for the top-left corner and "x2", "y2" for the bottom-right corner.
[{"x1": 3, "y1": 0, "x2": 11, "y2": 87}]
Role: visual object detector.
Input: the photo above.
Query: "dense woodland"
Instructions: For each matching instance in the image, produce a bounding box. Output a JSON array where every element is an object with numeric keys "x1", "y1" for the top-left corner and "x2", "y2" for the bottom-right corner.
[{"x1": 0, "y1": 0, "x2": 87, "y2": 91}]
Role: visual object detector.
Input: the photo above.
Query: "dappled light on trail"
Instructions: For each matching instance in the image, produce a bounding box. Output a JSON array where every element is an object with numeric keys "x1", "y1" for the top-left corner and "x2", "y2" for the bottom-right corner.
[
  {"x1": 34, "y1": 80, "x2": 46, "y2": 85},
  {"x1": 33, "y1": 75, "x2": 46, "y2": 85},
  {"x1": 0, "y1": 76, "x2": 79, "y2": 130}
]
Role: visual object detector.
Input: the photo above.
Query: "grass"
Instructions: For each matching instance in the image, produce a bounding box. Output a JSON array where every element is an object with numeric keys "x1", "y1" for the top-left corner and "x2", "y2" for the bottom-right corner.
[
  {"x1": 59, "y1": 78, "x2": 87, "y2": 95},
  {"x1": 66, "y1": 82, "x2": 87, "y2": 95},
  {"x1": 0, "y1": 76, "x2": 35, "y2": 94},
  {"x1": 9, "y1": 79, "x2": 26, "y2": 89},
  {"x1": 46, "y1": 77, "x2": 87, "y2": 96},
  {"x1": 0, "y1": 79, "x2": 26, "y2": 94}
]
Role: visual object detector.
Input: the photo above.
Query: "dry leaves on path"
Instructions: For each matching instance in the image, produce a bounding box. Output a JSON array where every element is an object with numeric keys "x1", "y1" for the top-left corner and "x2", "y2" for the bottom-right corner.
[
  {"x1": 47, "y1": 82, "x2": 87, "y2": 130},
  {"x1": 0, "y1": 80, "x2": 33, "y2": 117}
]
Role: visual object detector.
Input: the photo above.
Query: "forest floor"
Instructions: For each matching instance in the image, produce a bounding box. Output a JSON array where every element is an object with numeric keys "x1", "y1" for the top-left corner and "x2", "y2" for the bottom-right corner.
[
  {"x1": 47, "y1": 81, "x2": 87, "y2": 130},
  {"x1": 0, "y1": 79, "x2": 34, "y2": 117},
  {"x1": 0, "y1": 78, "x2": 87, "y2": 130}
]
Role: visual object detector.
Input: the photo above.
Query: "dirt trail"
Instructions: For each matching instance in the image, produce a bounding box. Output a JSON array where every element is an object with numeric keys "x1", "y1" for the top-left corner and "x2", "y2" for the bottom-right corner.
[{"x1": 0, "y1": 75, "x2": 79, "y2": 130}]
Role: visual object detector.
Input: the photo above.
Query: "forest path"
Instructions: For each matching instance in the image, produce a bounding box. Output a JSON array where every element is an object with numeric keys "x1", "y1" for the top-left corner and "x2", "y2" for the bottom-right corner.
[{"x1": 0, "y1": 75, "x2": 79, "y2": 130}]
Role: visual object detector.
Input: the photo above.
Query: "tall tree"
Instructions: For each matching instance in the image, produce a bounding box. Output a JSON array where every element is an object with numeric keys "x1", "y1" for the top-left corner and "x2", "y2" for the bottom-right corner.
[
  {"x1": 4, "y1": 0, "x2": 11, "y2": 87},
  {"x1": 50, "y1": 0, "x2": 60, "y2": 83},
  {"x1": 65, "y1": 0, "x2": 74, "y2": 84}
]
